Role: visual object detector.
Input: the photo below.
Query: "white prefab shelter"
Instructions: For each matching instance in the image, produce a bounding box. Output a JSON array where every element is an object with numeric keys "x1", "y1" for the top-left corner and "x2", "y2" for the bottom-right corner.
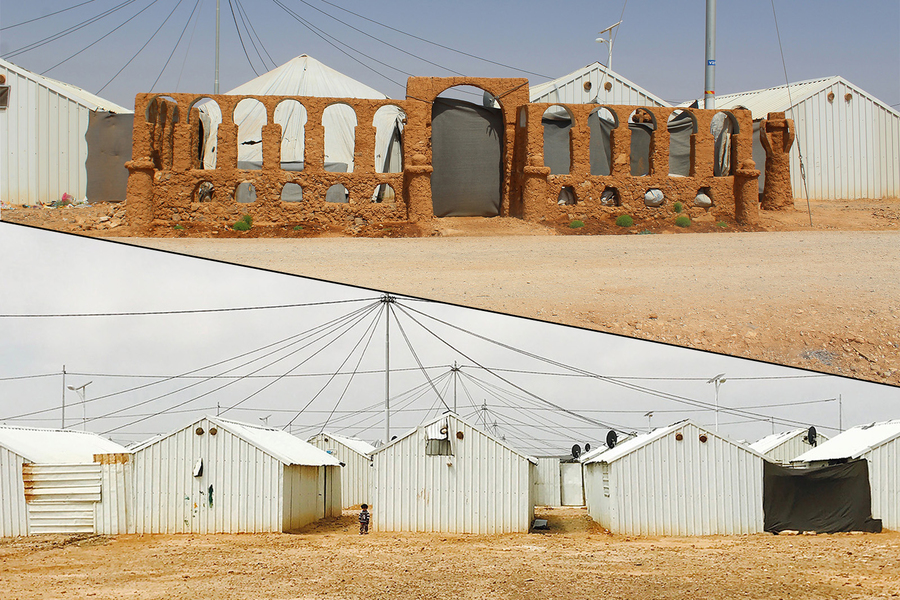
[
  {"x1": 583, "y1": 421, "x2": 766, "y2": 536},
  {"x1": 103, "y1": 416, "x2": 341, "y2": 535},
  {"x1": 370, "y1": 412, "x2": 536, "y2": 533},
  {"x1": 0, "y1": 58, "x2": 132, "y2": 205},
  {"x1": 533, "y1": 457, "x2": 562, "y2": 506},
  {"x1": 530, "y1": 62, "x2": 670, "y2": 107},
  {"x1": 683, "y1": 76, "x2": 900, "y2": 199},
  {"x1": 198, "y1": 55, "x2": 403, "y2": 173},
  {"x1": 307, "y1": 431, "x2": 375, "y2": 508},
  {"x1": 0, "y1": 426, "x2": 126, "y2": 537},
  {"x1": 794, "y1": 420, "x2": 900, "y2": 530},
  {"x1": 750, "y1": 428, "x2": 829, "y2": 464}
]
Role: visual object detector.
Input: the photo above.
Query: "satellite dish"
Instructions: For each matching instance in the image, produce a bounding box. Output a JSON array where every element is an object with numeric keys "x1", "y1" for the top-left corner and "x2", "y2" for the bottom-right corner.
[
  {"x1": 483, "y1": 91, "x2": 498, "y2": 109},
  {"x1": 807, "y1": 426, "x2": 817, "y2": 447},
  {"x1": 571, "y1": 444, "x2": 582, "y2": 459},
  {"x1": 584, "y1": 443, "x2": 591, "y2": 452},
  {"x1": 606, "y1": 430, "x2": 618, "y2": 449}
]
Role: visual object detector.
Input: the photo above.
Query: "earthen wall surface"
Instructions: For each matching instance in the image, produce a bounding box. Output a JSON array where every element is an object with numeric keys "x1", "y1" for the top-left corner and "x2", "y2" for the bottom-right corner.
[{"x1": 125, "y1": 78, "x2": 788, "y2": 233}]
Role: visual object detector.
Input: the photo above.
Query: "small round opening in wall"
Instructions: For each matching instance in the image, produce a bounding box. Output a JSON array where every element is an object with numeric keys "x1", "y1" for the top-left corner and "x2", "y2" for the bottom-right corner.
[
  {"x1": 456, "y1": 431, "x2": 464, "y2": 440},
  {"x1": 827, "y1": 92, "x2": 835, "y2": 103},
  {"x1": 196, "y1": 427, "x2": 205, "y2": 435},
  {"x1": 604, "y1": 81, "x2": 612, "y2": 91},
  {"x1": 583, "y1": 81, "x2": 592, "y2": 92},
  {"x1": 0, "y1": 74, "x2": 6, "y2": 84},
  {"x1": 209, "y1": 427, "x2": 218, "y2": 436},
  {"x1": 844, "y1": 93, "x2": 852, "y2": 102},
  {"x1": 675, "y1": 433, "x2": 684, "y2": 441},
  {"x1": 699, "y1": 434, "x2": 708, "y2": 443}
]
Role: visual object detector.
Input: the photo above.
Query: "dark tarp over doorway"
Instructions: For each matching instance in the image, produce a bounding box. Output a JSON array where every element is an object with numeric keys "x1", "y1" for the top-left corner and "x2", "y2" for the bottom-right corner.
[
  {"x1": 85, "y1": 112, "x2": 133, "y2": 203},
  {"x1": 763, "y1": 459, "x2": 882, "y2": 533},
  {"x1": 431, "y1": 98, "x2": 502, "y2": 217}
]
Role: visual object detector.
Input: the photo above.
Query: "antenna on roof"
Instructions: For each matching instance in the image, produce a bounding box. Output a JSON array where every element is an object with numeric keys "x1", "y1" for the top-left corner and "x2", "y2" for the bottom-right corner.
[
  {"x1": 807, "y1": 426, "x2": 818, "y2": 447},
  {"x1": 595, "y1": 20, "x2": 623, "y2": 71},
  {"x1": 571, "y1": 444, "x2": 582, "y2": 459},
  {"x1": 606, "y1": 430, "x2": 618, "y2": 449}
]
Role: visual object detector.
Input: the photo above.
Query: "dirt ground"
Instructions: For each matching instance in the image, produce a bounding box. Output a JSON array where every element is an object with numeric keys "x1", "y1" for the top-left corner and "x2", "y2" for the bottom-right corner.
[
  {"x1": 2, "y1": 198, "x2": 899, "y2": 385},
  {"x1": 0, "y1": 508, "x2": 897, "y2": 600}
]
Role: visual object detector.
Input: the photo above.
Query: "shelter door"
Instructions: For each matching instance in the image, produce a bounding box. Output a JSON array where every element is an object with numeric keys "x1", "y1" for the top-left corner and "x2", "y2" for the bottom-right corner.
[
  {"x1": 430, "y1": 98, "x2": 502, "y2": 217},
  {"x1": 559, "y1": 463, "x2": 585, "y2": 506}
]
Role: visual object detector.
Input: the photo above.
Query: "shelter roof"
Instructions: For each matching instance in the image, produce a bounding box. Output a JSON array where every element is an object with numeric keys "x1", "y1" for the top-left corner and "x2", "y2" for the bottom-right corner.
[
  {"x1": 225, "y1": 54, "x2": 389, "y2": 99},
  {"x1": 129, "y1": 417, "x2": 340, "y2": 467},
  {"x1": 678, "y1": 76, "x2": 900, "y2": 121},
  {"x1": 370, "y1": 412, "x2": 538, "y2": 464},
  {"x1": 313, "y1": 432, "x2": 376, "y2": 456},
  {"x1": 750, "y1": 428, "x2": 810, "y2": 454},
  {"x1": 0, "y1": 425, "x2": 126, "y2": 463},
  {"x1": 529, "y1": 62, "x2": 670, "y2": 107},
  {"x1": 584, "y1": 420, "x2": 767, "y2": 464},
  {"x1": 0, "y1": 58, "x2": 132, "y2": 113},
  {"x1": 794, "y1": 420, "x2": 900, "y2": 462}
]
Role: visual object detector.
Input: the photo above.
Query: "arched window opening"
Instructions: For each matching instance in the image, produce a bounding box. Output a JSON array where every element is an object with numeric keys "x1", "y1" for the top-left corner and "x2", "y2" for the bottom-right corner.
[
  {"x1": 235, "y1": 98, "x2": 267, "y2": 170},
  {"x1": 194, "y1": 181, "x2": 214, "y2": 203},
  {"x1": 629, "y1": 108, "x2": 656, "y2": 176},
  {"x1": 711, "y1": 111, "x2": 739, "y2": 176},
  {"x1": 236, "y1": 181, "x2": 257, "y2": 204},
  {"x1": 372, "y1": 183, "x2": 396, "y2": 203},
  {"x1": 325, "y1": 183, "x2": 349, "y2": 203},
  {"x1": 274, "y1": 100, "x2": 307, "y2": 172},
  {"x1": 323, "y1": 104, "x2": 358, "y2": 173},
  {"x1": 374, "y1": 106, "x2": 405, "y2": 173},
  {"x1": 281, "y1": 183, "x2": 303, "y2": 203},
  {"x1": 589, "y1": 107, "x2": 618, "y2": 176},
  {"x1": 600, "y1": 186, "x2": 620, "y2": 207},
  {"x1": 542, "y1": 105, "x2": 574, "y2": 174},
  {"x1": 695, "y1": 187, "x2": 713, "y2": 208},
  {"x1": 557, "y1": 186, "x2": 577, "y2": 206},
  {"x1": 667, "y1": 110, "x2": 696, "y2": 176},
  {"x1": 189, "y1": 98, "x2": 220, "y2": 170},
  {"x1": 146, "y1": 95, "x2": 179, "y2": 170}
]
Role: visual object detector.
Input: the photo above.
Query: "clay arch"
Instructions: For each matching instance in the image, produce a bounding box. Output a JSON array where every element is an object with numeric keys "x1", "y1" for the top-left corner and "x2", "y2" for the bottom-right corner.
[
  {"x1": 711, "y1": 110, "x2": 740, "y2": 176},
  {"x1": 274, "y1": 99, "x2": 307, "y2": 171},
  {"x1": 145, "y1": 95, "x2": 179, "y2": 170},
  {"x1": 667, "y1": 109, "x2": 697, "y2": 176},
  {"x1": 629, "y1": 108, "x2": 657, "y2": 176},
  {"x1": 589, "y1": 106, "x2": 618, "y2": 176},
  {"x1": 187, "y1": 97, "x2": 220, "y2": 170},
  {"x1": 323, "y1": 102, "x2": 358, "y2": 173},
  {"x1": 542, "y1": 105, "x2": 575, "y2": 174},
  {"x1": 234, "y1": 98, "x2": 267, "y2": 170},
  {"x1": 373, "y1": 104, "x2": 405, "y2": 174}
]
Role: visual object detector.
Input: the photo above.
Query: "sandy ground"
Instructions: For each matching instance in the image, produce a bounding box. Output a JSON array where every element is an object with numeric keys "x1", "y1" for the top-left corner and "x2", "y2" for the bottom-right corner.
[
  {"x1": 3, "y1": 198, "x2": 899, "y2": 384},
  {"x1": 0, "y1": 508, "x2": 897, "y2": 600}
]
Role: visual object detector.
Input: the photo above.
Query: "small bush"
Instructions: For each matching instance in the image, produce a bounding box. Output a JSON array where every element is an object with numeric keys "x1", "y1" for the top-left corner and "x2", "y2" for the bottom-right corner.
[
  {"x1": 615, "y1": 215, "x2": 634, "y2": 227},
  {"x1": 233, "y1": 220, "x2": 250, "y2": 231},
  {"x1": 716, "y1": 221, "x2": 728, "y2": 228},
  {"x1": 241, "y1": 214, "x2": 252, "y2": 226},
  {"x1": 569, "y1": 220, "x2": 585, "y2": 229},
  {"x1": 673, "y1": 201, "x2": 683, "y2": 213},
  {"x1": 293, "y1": 225, "x2": 303, "y2": 231},
  {"x1": 638, "y1": 229, "x2": 656, "y2": 235},
  {"x1": 675, "y1": 215, "x2": 691, "y2": 228},
  {"x1": 174, "y1": 224, "x2": 184, "y2": 231}
]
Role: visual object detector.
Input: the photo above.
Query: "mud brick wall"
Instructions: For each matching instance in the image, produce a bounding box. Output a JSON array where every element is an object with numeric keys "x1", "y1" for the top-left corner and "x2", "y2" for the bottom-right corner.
[{"x1": 126, "y1": 77, "x2": 786, "y2": 232}]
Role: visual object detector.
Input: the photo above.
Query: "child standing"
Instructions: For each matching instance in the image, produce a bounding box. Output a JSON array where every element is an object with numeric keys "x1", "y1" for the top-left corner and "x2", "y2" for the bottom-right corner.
[{"x1": 358, "y1": 503, "x2": 370, "y2": 535}]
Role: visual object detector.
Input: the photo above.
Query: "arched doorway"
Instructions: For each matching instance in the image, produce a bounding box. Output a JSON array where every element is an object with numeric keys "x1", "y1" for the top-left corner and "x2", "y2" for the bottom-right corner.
[{"x1": 430, "y1": 85, "x2": 503, "y2": 217}]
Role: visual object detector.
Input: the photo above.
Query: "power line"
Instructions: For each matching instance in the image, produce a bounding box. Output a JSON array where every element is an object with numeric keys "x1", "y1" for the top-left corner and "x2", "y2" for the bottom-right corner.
[
  {"x1": 0, "y1": 297, "x2": 376, "y2": 318},
  {"x1": 1, "y1": 0, "x2": 101, "y2": 31},
  {"x1": 227, "y1": 0, "x2": 259, "y2": 76},
  {"x1": 234, "y1": 0, "x2": 276, "y2": 71},
  {"x1": 151, "y1": 0, "x2": 203, "y2": 92}
]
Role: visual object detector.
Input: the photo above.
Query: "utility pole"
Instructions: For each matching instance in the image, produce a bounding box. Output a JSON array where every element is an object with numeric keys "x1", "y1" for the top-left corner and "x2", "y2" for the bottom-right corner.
[
  {"x1": 214, "y1": 0, "x2": 221, "y2": 94},
  {"x1": 382, "y1": 294, "x2": 395, "y2": 444},
  {"x1": 61, "y1": 365, "x2": 66, "y2": 429},
  {"x1": 839, "y1": 394, "x2": 843, "y2": 432},
  {"x1": 704, "y1": 0, "x2": 716, "y2": 109},
  {"x1": 451, "y1": 362, "x2": 460, "y2": 413},
  {"x1": 595, "y1": 20, "x2": 622, "y2": 71},
  {"x1": 706, "y1": 373, "x2": 726, "y2": 432}
]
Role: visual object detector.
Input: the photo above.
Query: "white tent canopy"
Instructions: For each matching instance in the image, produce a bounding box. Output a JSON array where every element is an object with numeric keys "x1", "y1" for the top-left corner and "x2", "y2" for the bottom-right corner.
[{"x1": 197, "y1": 55, "x2": 403, "y2": 172}]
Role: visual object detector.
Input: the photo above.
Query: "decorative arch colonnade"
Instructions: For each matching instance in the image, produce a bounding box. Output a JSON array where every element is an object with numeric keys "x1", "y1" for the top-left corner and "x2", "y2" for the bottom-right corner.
[{"x1": 126, "y1": 77, "x2": 794, "y2": 231}]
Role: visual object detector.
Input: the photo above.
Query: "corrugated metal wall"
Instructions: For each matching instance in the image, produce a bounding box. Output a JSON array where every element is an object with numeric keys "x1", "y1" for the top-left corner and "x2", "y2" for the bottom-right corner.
[
  {"x1": 0, "y1": 447, "x2": 28, "y2": 537},
  {"x1": 788, "y1": 81, "x2": 900, "y2": 199},
  {"x1": 531, "y1": 69, "x2": 668, "y2": 107},
  {"x1": 23, "y1": 463, "x2": 101, "y2": 534},
  {"x1": 584, "y1": 462, "x2": 613, "y2": 531},
  {"x1": 130, "y1": 418, "x2": 284, "y2": 534},
  {"x1": 372, "y1": 415, "x2": 534, "y2": 534},
  {"x1": 866, "y1": 440, "x2": 899, "y2": 530},
  {"x1": 0, "y1": 64, "x2": 92, "y2": 204},
  {"x1": 533, "y1": 457, "x2": 561, "y2": 506},
  {"x1": 96, "y1": 454, "x2": 133, "y2": 535},
  {"x1": 308, "y1": 434, "x2": 371, "y2": 508},
  {"x1": 589, "y1": 423, "x2": 764, "y2": 536},
  {"x1": 560, "y1": 463, "x2": 585, "y2": 506}
]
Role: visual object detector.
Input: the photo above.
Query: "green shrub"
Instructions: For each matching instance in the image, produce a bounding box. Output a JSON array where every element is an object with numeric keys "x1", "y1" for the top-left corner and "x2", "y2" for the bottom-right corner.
[
  {"x1": 241, "y1": 214, "x2": 252, "y2": 226},
  {"x1": 174, "y1": 224, "x2": 184, "y2": 231},
  {"x1": 716, "y1": 221, "x2": 728, "y2": 228},
  {"x1": 293, "y1": 225, "x2": 303, "y2": 231},
  {"x1": 569, "y1": 220, "x2": 585, "y2": 229},
  {"x1": 233, "y1": 220, "x2": 250, "y2": 231},
  {"x1": 673, "y1": 201, "x2": 683, "y2": 213},
  {"x1": 615, "y1": 215, "x2": 634, "y2": 227},
  {"x1": 638, "y1": 229, "x2": 656, "y2": 235},
  {"x1": 675, "y1": 215, "x2": 691, "y2": 228}
]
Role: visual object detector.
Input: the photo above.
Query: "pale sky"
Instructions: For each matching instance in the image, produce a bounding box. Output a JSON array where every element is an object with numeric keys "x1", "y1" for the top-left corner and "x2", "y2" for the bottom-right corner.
[
  {"x1": 1, "y1": 223, "x2": 897, "y2": 455},
  {"x1": 1, "y1": 0, "x2": 898, "y2": 110}
]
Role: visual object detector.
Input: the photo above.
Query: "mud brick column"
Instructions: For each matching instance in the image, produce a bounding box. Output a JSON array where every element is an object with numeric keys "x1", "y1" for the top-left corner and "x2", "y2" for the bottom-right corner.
[
  {"x1": 172, "y1": 123, "x2": 193, "y2": 171},
  {"x1": 261, "y1": 123, "x2": 282, "y2": 171},
  {"x1": 734, "y1": 158, "x2": 760, "y2": 224},
  {"x1": 405, "y1": 153, "x2": 433, "y2": 222},
  {"x1": 522, "y1": 156, "x2": 551, "y2": 222},
  {"x1": 124, "y1": 159, "x2": 156, "y2": 232},
  {"x1": 760, "y1": 112, "x2": 795, "y2": 210}
]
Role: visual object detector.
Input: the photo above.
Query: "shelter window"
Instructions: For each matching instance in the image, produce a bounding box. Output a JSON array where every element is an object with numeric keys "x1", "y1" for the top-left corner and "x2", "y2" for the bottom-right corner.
[
  {"x1": 426, "y1": 439, "x2": 452, "y2": 456},
  {"x1": 0, "y1": 86, "x2": 9, "y2": 109}
]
